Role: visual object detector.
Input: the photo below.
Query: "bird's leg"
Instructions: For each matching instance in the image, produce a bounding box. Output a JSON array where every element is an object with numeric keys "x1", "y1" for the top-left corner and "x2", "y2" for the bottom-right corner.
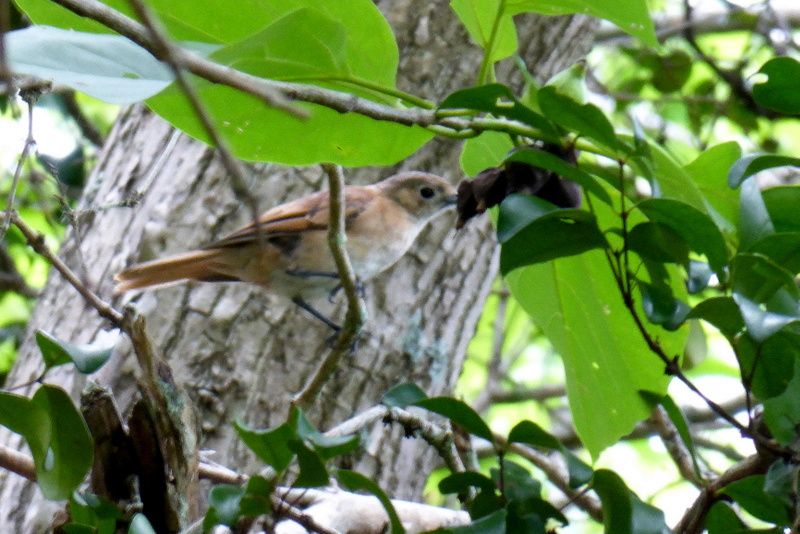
[
  {"x1": 328, "y1": 277, "x2": 366, "y2": 303},
  {"x1": 291, "y1": 296, "x2": 341, "y2": 333}
]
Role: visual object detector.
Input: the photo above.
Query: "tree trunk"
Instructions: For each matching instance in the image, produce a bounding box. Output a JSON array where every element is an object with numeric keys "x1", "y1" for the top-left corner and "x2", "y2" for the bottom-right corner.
[{"x1": 0, "y1": 4, "x2": 595, "y2": 531}]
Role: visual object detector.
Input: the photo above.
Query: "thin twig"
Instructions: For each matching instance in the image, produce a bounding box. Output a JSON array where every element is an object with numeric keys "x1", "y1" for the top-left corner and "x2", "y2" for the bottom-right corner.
[
  {"x1": 488, "y1": 384, "x2": 568, "y2": 405},
  {"x1": 10, "y1": 211, "x2": 124, "y2": 326},
  {"x1": 0, "y1": 96, "x2": 36, "y2": 239},
  {"x1": 59, "y1": 90, "x2": 105, "y2": 147},
  {"x1": 126, "y1": 0, "x2": 261, "y2": 227},
  {"x1": 292, "y1": 164, "x2": 366, "y2": 409}
]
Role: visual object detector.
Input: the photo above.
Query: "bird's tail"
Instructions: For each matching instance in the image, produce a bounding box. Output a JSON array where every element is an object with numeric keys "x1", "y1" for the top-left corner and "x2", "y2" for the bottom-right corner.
[{"x1": 114, "y1": 249, "x2": 236, "y2": 294}]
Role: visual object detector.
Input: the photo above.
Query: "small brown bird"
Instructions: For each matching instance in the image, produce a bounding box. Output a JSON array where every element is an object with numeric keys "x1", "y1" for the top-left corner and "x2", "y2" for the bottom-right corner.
[{"x1": 114, "y1": 172, "x2": 457, "y2": 328}]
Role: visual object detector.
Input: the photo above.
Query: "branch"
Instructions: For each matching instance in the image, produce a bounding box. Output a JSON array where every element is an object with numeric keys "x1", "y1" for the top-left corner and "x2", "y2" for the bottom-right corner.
[
  {"x1": 488, "y1": 384, "x2": 567, "y2": 405},
  {"x1": 46, "y1": 0, "x2": 570, "y2": 147},
  {"x1": 59, "y1": 91, "x2": 105, "y2": 147},
  {"x1": 292, "y1": 164, "x2": 366, "y2": 409},
  {"x1": 0, "y1": 94, "x2": 37, "y2": 239},
  {"x1": 0, "y1": 0, "x2": 12, "y2": 99},
  {"x1": 126, "y1": 0, "x2": 261, "y2": 223},
  {"x1": 10, "y1": 211, "x2": 124, "y2": 326},
  {"x1": 675, "y1": 454, "x2": 771, "y2": 533},
  {"x1": 0, "y1": 443, "x2": 35, "y2": 481},
  {"x1": 650, "y1": 405, "x2": 703, "y2": 487}
]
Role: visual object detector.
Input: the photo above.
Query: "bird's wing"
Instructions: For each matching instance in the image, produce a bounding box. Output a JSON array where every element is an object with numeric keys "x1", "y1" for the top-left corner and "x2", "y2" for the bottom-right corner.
[{"x1": 206, "y1": 187, "x2": 374, "y2": 249}]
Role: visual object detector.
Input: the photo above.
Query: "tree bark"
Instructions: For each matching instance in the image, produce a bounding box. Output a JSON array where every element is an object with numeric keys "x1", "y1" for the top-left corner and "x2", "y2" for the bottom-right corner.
[{"x1": 0, "y1": 3, "x2": 595, "y2": 531}]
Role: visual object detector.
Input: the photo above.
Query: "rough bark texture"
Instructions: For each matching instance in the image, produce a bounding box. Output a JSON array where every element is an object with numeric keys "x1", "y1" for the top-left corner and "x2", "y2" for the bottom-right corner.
[{"x1": 0, "y1": 4, "x2": 595, "y2": 531}]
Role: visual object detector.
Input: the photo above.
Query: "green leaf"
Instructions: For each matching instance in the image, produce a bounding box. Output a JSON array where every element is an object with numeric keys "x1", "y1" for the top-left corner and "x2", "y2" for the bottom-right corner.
[
  {"x1": 128, "y1": 513, "x2": 157, "y2": 534},
  {"x1": 628, "y1": 222, "x2": 690, "y2": 265},
  {"x1": 733, "y1": 293, "x2": 799, "y2": 343},
  {"x1": 290, "y1": 408, "x2": 360, "y2": 460},
  {"x1": 722, "y1": 474, "x2": 792, "y2": 525},
  {"x1": 592, "y1": 470, "x2": 670, "y2": 534},
  {"x1": 704, "y1": 502, "x2": 745, "y2": 534},
  {"x1": 434, "y1": 509, "x2": 507, "y2": 534},
  {"x1": 729, "y1": 154, "x2": 800, "y2": 188},
  {"x1": 204, "y1": 484, "x2": 245, "y2": 529},
  {"x1": 687, "y1": 297, "x2": 744, "y2": 339},
  {"x1": 439, "y1": 471, "x2": 497, "y2": 495},
  {"x1": 414, "y1": 397, "x2": 494, "y2": 442},
  {"x1": 747, "y1": 233, "x2": 800, "y2": 275},
  {"x1": 337, "y1": 469, "x2": 405, "y2": 534},
  {"x1": 460, "y1": 132, "x2": 514, "y2": 177},
  {"x1": 537, "y1": 87, "x2": 630, "y2": 155},
  {"x1": 752, "y1": 57, "x2": 800, "y2": 114},
  {"x1": 147, "y1": 3, "x2": 432, "y2": 166},
  {"x1": 289, "y1": 440, "x2": 329, "y2": 488},
  {"x1": 638, "y1": 281, "x2": 690, "y2": 330},
  {"x1": 731, "y1": 253, "x2": 798, "y2": 304},
  {"x1": 5, "y1": 26, "x2": 173, "y2": 104},
  {"x1": 30, "y1": 385, "x2": 93, "y2": 500},
  {"x1": 506, "y1": 247, "x2": 684, "y2": 458},
  {"x1": 649, "y1": 50, "x2": 692, "y2": 93},
  {"x1": 763, "y1": 186, "x2": 800, "y2": 233},
  {"x1": 450, "y1": 0, "x2": 517, "y2": 67},
  {"x1": 234, "y1": 420, "x2": 295, "y2": 472},
  {"x1": 764, "y1": 459, "x2": 796, "y2": 508},
  {"x1": 497, "y1": 195, "x2": 607, "y2": 274},
  {"x1": 507, "y1": 421, "x2": 592, "y2": 488},
  {"x1": 738, "y1": 177, "x2": 775, "y2": 252},
  {"x1": 736, "y1": 331, "x2": 799, "y2": 400},
  {"x1": 382, "y1": 383, "x2": 427, "y2": 407},
  {"x1": 492, "y1": 460, "x2": 541, "y2": 502},
  {"x1": 506, "y1": 0, "x2": 657, "y2": 47},
  {"x1": 68, "y1": 492, "x2": 120, "y2": 534},
  {"x1": 440, "y1": 84, "x2": 559, "y2": 140},
  {"x1": 35, "y1": 330, "x2": 114, "y2": 374},
  {"x1": 683, "y1": 141, "x2": 741, "y2": 233},
  {"x1": 505, "y1": 148, "x2": 612, "y2": 205},
  {"x1": 763, "y1": 369, "x2": 800, "y2": 444},
  {"x1": 635, "y1": 198, "x2": 729, "y2": 275},
  {"x1": 636, "y1": 140, "x2": 707, "y2": 212}
]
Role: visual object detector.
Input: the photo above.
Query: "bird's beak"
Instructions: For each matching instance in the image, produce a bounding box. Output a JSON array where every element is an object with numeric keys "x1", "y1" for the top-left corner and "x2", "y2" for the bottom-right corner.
[{"x1": 445, "y1": 194, "x2": 459, "y2": 206}]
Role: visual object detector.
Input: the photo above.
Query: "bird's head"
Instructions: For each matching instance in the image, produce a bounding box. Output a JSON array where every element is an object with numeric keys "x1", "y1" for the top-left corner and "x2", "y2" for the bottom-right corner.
[{"x1": 377, "y1": 172, "x2": 458, "y2": 224}]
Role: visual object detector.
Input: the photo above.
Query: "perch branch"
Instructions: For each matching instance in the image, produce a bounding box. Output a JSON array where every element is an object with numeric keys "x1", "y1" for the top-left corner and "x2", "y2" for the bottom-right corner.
[{"x1": 292, "y1": 164, "x2": 366, "y2": 409}]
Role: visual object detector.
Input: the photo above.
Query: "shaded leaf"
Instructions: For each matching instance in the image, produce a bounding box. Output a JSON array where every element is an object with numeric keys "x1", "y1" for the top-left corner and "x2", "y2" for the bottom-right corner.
[
  {"x1": 537, "y1": 86, "x2": 630, "y2": 155},
  {"x1": 752, "y1": 57, "x2": 800, "y2": 114},
  {"x1": 234, "y1": 421, "x2": 295, "y2": 472},
  {"x1": 498, "y1": 195, "x2": 606, "y2": 274},
  {"x1": 439, "y1": 471, "x2": 497, "y2": 495},
  {"x1": 441, "y1": 84, "x2": 558, "y2": 139},
  {"x1": 35, "y1": 330, "x2": 114, "y2": 374},
  {"x1": 635, "y1": 198, "x2": 728, "y2": 275},
  {"x1": 638, "y1": 281, "x2": 690, "y2": 330},
  {"x1": 687, "y1": 297, "x2": 744, "y2": 339},
  {"x1": 729, "y1": 154, "x2": 800, "y2": 188},
  {"x1": 289, "y1": 440, "x2": 329, "y2": 488},
  {"x1": 764, "y1": 459, "x2": 796, "y2": 508},
  {"x1": 414, "y1": 397, "x2": 494, "y2": 442},
  {"x1": 203, "y1": 485, "x2": 245, "y2": 529},
  {"x1": 628, "y1": 223, "x2": 690, "y2": 265},
  {"x1": 763, "y1": 369, "x2": 800, "y2": 445},
  {"x1": 722, "y1": 474, "x2": 791, "y2": 525},
  {"x1": 763, "y1": 186, "x2": 800, "y2": 233},
  {"x1": 505, "y1": 147, "x2": 612, "y2": 204},
  {"x1": 704, "y1": 502, "x2": 745, "y2": 534},
  {"x1": 592, "y1": 470, "x2": 670, "y2": 534},
  {"x1": 432, "y1": 509, "x2": 507, "y2": 534},
  {"x1": 383, "y1": 383, "x2": 427, "y2": 408}
]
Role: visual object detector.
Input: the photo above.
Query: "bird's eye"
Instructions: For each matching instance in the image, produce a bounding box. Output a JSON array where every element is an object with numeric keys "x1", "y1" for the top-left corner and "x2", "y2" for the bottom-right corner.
[{"x1": 420, "y1": 186, "x2": 435, "y2": 199}]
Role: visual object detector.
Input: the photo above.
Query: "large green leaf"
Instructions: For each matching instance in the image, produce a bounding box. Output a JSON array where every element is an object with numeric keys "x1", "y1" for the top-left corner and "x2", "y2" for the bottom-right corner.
[
  {"x1": 0, "y1": 386, "x2": 93, "y2": 501},
  {"x1": 147, "y1": 4, "x2": 431, "y2": 165},
  {"x1": 722, "y1": 475, "x2": 792, "y2": 525},
  {"x1": 460, "y1": 132, "x2": 514, "y2": 177},
  {"x1": 729, "y1": 154, "x2": 800, "y2": 188},
  {"x1": 763, "y1": 365, "x2": 800, "y2": 445},
  {"x1": 5, "y1": 26, "x2": 173, "y2": 104},
  {"x1": 337, "y1": 470, "x2": 405, "y2": 534},
  {"x1": 506, "y1": 247, "x2": 684, "y2": 457},
  {"x1": 506, "y1": 0, "x2": 657, "y2": 47},
  {"x1": 752, "y1": 57, "x2": 800, "y2": 115},
  {"x1": 763, "y1": 186, "x2": 800, "y2": 233}
]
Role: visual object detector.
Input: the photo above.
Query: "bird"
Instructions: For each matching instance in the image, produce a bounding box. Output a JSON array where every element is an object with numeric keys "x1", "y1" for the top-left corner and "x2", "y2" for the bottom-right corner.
[{"x1": 114, "y1": 171, "x2": 458, "y2": 330}]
